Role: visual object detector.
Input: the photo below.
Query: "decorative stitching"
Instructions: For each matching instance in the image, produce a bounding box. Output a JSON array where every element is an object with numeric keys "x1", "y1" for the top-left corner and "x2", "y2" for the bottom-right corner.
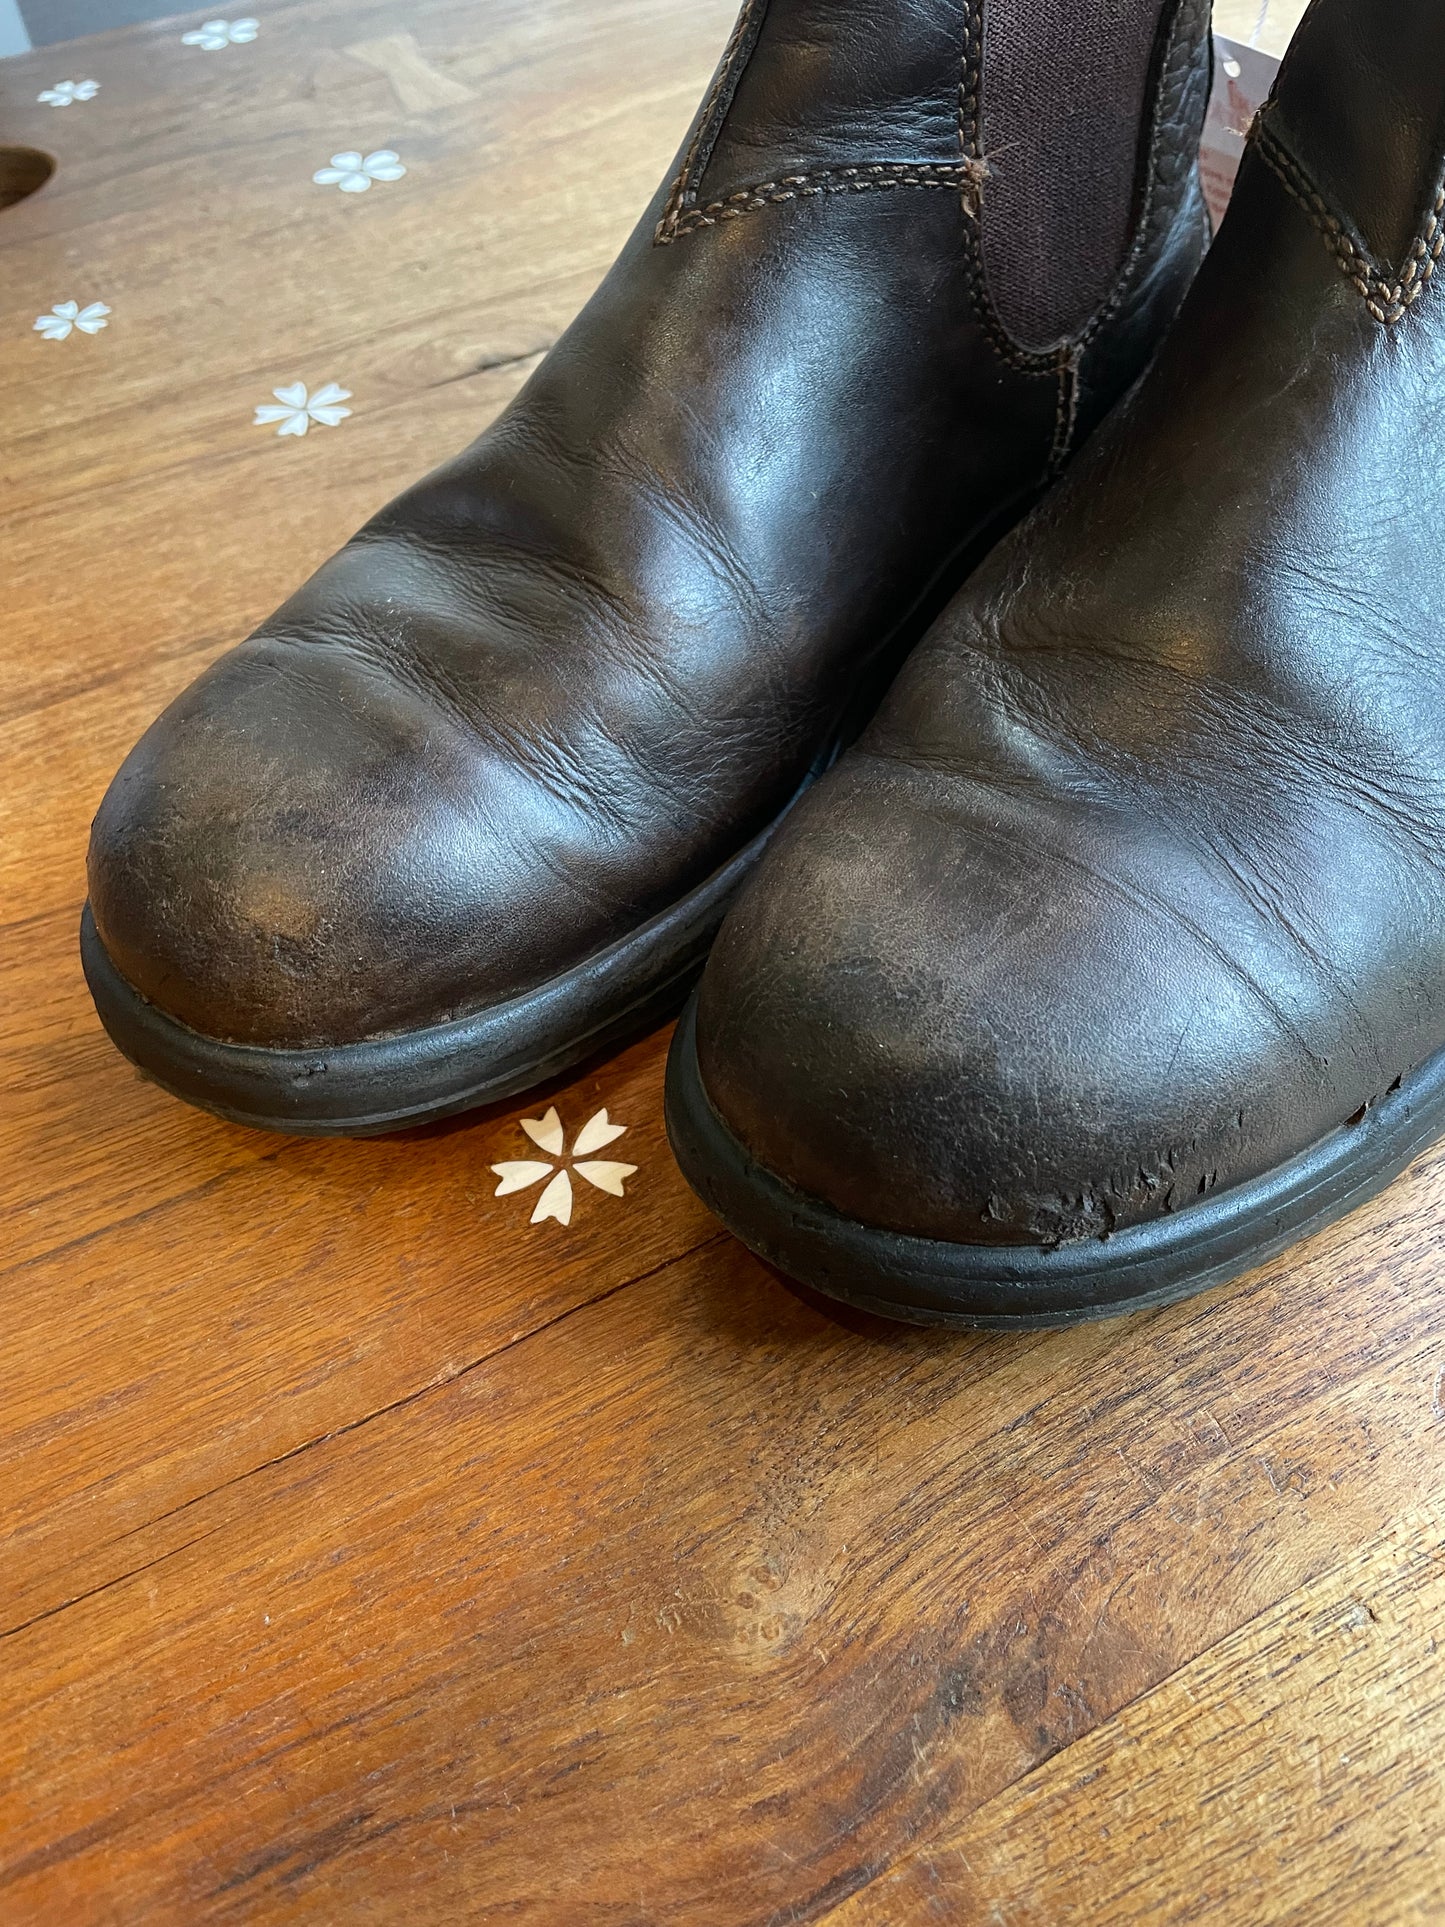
[
  {"x1": 958, "y1": 0, "x2": 982, "y2": 164},
  {"x1": 658, "y1": 161, "x2": 987, "y2": 243},
  {"x1": 1076, "y1": 0, "x2": 1211, "y2": 352},
  {"x1": 956, "y1": 0, "x2": 1211, "y2": 444},
  {"x1": 658, "y1": 0, "x2": 771, "y2": 242},
  {"x1": 1255, "y1": 111, "x2": 1445, "y2": 327},
  {"x1": 655, "y1": 0, "x2": 988, "y2": 248},
  {"x1": 954, "y1": 0, "x2": 1058, "y2": 380}
]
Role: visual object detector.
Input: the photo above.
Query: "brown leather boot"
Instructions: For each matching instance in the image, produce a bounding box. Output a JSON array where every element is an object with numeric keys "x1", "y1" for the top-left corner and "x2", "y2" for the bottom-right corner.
[
  {"x1": 668, "y1": 0, "x2": 1445, "y2": 1326},
  {"x1": 85, "y1": 0, "x2": 1211, "y2": 1134}
]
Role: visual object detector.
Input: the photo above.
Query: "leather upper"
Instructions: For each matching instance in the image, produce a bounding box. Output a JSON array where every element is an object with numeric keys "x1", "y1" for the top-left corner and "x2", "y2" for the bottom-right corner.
[
  {"x1": 697, "y1": 0, "x2": 1445, "y2": 1248},
  {"x1": 89, "y1": 0, "x2": 1210, "y2": 1049}
]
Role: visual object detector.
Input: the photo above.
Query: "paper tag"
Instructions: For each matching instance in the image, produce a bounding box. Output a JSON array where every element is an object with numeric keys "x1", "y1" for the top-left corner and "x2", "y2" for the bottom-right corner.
[{"x1": 1200, "y1": 35, "x2": 1281, "y2": 229}]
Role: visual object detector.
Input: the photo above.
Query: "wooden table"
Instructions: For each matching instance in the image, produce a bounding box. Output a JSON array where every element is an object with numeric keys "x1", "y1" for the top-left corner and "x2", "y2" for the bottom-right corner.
[{"x1": 3, "y1": 2, "x2": 1442, "y2": 1921}]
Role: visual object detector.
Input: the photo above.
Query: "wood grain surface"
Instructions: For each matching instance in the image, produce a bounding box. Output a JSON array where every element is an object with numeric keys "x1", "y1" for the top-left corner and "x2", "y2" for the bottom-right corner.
[{"x1": 7, "y1": 2, "x2": 1440, "y2": 1923}]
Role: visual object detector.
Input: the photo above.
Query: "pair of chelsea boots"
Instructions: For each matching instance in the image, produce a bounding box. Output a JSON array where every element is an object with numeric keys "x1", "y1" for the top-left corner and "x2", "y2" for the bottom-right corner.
[{"x1": 84, "y1": 0, "x2": 1445, "y2": 1328}]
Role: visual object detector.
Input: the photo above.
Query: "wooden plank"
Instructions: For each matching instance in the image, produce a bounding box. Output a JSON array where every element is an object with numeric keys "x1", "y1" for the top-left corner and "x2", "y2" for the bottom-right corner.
[
  {"x1": 3, "y1": 1183, "x2": 1444, "y2": 1918},
  {"x1": 0, "y1": 1018, "x2": 721, "y2": 1629},
  {"x1": 830, "y1": 1503, "x2": 1445, "y2": 1926}
]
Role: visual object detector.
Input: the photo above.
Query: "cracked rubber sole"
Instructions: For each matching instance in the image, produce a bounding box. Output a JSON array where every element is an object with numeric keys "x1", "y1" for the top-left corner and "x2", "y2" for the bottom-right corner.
[
  {"x1": 664, "y1": 996, "x2": 1445, "y2": 1329},
  {"x1": 79, "y1": 825, "x2": 782, "y2": 1135}
]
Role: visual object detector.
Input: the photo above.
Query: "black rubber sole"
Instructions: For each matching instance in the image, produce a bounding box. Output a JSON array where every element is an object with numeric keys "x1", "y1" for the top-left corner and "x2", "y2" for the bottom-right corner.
[
  {"x1": 664, "y1": 997, "x2": 1445, "y2": 1329},
  {"x1": 80, "y1": 823, "x2": 778, "y2": 1135}
]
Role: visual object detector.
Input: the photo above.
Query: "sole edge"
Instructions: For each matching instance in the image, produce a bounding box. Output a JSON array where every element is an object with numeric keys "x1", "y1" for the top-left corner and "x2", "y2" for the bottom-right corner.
[
  {"x1": 79, "y1": 827, "x2": 771, "y2": 1136},
  {"x1": 663, "y1": 997, "x2": 1445, "y2": 1328}
]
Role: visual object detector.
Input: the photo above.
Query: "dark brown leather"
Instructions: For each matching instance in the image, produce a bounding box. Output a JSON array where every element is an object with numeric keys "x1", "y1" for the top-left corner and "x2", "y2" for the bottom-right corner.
[
  {"x1": 88, "y1": 0, "x2": 1211, "y2": 1052},
  {"x1": 695, "y1": 0, "x2": 1445, "y2": 1250}
]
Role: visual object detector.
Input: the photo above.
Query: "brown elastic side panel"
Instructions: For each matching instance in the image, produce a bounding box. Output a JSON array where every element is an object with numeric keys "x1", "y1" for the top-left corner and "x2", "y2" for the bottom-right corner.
[{"x1": 978, "y1": 0, "x2": 1175, "y2": 351}]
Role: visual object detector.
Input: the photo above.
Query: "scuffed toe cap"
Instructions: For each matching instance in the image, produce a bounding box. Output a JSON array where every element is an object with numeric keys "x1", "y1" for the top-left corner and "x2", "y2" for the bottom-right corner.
[
  {"x1": 87, "y1": 632, "x2": 625, "y2": 1051},
  {"x1": 694, "y1": 752, "x2": 1354, "y2": 1250}
]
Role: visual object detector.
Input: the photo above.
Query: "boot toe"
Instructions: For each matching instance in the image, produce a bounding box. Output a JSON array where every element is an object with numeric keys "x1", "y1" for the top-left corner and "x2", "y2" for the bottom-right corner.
[
  {"x1": 89, "y1": 633, "x2": 593, "y2": 1051},
  {"x1": 694, "y1": 752, "x2": 1337, "y2": 1251}
]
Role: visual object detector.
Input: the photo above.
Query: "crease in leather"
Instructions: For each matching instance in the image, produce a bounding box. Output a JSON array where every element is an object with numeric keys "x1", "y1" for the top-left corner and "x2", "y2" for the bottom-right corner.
[
  {"x1": 912, "y1": 620, "x2": 1445, "y2": 886},
  {"x1": 876, "y1": 609, "x2": 1444, "y2": 1090},
  {"x1": 332, "y1": 624, "x2": 741, "y2": 855},
  {"x1": 852, "y1": 746, "x2": 1334, "y2": 1074},
  {"x1": 879, "y1": 736, "x2": 1396, "y2": 1094}
]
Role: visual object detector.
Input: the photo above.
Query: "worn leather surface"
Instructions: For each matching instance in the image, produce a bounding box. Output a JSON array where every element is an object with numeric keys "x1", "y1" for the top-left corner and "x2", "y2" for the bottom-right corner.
[
  {"x1": 696, "y1": 0, "x2": 1445, "y2": 1249},
  {"x1": 89, "y1": 0, "x2": 1210, "y2": 1050}
]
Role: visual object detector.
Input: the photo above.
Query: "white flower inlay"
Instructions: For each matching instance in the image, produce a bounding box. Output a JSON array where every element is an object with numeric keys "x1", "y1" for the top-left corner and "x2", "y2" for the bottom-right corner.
[
  {"x1": 252, "y1": 380, "x2": 352, "y2": 437},
  {"x1": 313, "y1": 149, "x2": 406, "y2": 194},
  {"x1": 182, "y1": 17, "x2": 258, "y2": 48},
  {"x1": 37, "y1": 79, "x2": 99, "y2": 106},
  {"x1": 491, "y1": 1107, "x2": 637, "y2": 1227},
  {"x1": 34, "y1": 300, "x2": 110, "y2": 341}
]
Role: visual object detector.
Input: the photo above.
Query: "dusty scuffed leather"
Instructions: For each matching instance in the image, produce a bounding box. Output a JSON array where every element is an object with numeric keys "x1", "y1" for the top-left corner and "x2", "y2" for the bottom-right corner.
[
  {"x1": 696, "y1": 0, "x2": 1445, "y2": 1249},
  {"x1": 89, "y1": 0, "x2": 1211, "y2": 1050}
]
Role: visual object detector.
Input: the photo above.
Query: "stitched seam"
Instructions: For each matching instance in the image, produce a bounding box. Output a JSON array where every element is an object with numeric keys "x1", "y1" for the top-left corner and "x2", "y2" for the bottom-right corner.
[
  {"x1": 658, "y1": 0, "x2": 769, "y2": 240},
  {"x1": 1255, "y1": 113, "x2": 1445, "y2": 327},
  {"x1": 959, "y1": 0, "x2": 1209, "y2": 421},
  {"x1": 958, "y1": 0, "x2": 981, "y2": 162},
  {"x1": 1040, "y1": 0, "x2": 1208, "y2": 468},
  {"x1": 657, "y1": 162, "x2": 987, "y2": 242},
  {"x1": 1078, "y1": 0, "x2": 1210, "y2": 351},
  {"x1": 956, "y1": 0, "x2": 1057, "y2": 379}
]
